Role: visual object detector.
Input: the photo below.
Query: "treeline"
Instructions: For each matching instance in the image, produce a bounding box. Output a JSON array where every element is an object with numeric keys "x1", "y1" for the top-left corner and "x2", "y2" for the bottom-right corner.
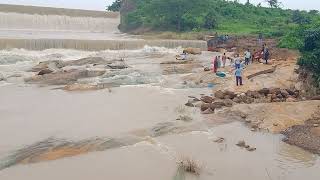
[{"x1": 115, "y1": 0, "x2": 319, "y2": 36}]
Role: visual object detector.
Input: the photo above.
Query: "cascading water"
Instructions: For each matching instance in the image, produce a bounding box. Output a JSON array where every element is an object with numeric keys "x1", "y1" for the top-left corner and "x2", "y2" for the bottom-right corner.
[{"x1": 0, "y1": 4, "x2": 207, "y2": 51}]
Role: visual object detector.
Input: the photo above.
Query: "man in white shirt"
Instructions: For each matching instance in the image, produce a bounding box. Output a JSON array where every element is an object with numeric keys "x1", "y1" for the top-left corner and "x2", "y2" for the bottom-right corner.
[{"x1": 244, "y1": 49, "x2": 251, "y2": 65}]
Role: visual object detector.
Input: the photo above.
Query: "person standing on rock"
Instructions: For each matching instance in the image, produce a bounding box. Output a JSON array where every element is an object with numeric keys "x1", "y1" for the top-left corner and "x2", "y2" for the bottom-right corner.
[
  {"x1": 244, "y1": 49, "x2": 251, "y2": 65},
  {"x1": 235, "y1": 66, "x2": 243, "y2": 86}
]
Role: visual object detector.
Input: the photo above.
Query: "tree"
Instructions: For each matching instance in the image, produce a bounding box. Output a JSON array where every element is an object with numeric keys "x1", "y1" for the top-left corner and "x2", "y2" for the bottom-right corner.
[
  {"x1": 265, "y1": 0, "x2": 282, "y2": 8},
  {"x1": 107, "y1": 0, "x2": 122, "y2": 12}
]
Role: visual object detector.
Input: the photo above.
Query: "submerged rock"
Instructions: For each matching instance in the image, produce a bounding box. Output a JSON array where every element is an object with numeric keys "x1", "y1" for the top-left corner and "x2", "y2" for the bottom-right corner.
[
  {"x1": 25, "y1": 69, "x2": 106, "y2": 85},
  {"x1": 0, "y1": 73, "x2": 5, "y2": 81},
  {"x1": 38, "y1": 69, "x2": 53, "y2": 76}
]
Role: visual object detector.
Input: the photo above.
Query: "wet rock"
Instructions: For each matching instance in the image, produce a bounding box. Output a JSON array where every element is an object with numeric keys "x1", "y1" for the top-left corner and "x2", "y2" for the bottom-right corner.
[
  {"x1": 214, "y1": 90, "x2": 225, "y2": 99},
  {"x1": 201, "y1": 96, "x2": 214, "y2": 103},
  {"x1": 246, "y1": 147, "x2": 257, "y2": 152},
  {"x1": 258, "y1": 88, "x2": 270, "y2": 96},
  {"x1": 63, "y1": 57, "x2": 112, "y2": 66},
  {"x1": 63, "y1": 84, "x2": 102, "y2": 91},
  {"x1": 25, "y1": 69, "x2": 106, "y2": 85},
  {"x1": 38, "y1": 69, "x2": 53, "y2": 76},
  {"x1": 213, "y1": 137, "x2": 225, "y2": 143},
  {"x1": 31, "y1": 60, "x2": 64, "y2": 72},
  {"x1": 202, "y1": 108, "x2": 214, "y2": 114},
  {"x1": 200, "y1": 103, "x2": 211, "y2": 112},
  {"x1": 236, "y1": 140, "x2": 246, "y2": 147},
  {"x1": 185, "y1": 102, "x2": 195, "y2": 107},
  {"x1": 176, "y1": 115, "x2": 193, "y2": 122},
  {"x1": 210, "y1": 101, "x2": 225, "y2": 110},
  {"x1": 0, "y1": 73, "x2": 5, "y2": 81},
  {"x1": 107, "y1": 62, "x2": 128, "y2": 69},
  {"x1": 150, "y1": 122, "x2": 177, "y2": 137}
]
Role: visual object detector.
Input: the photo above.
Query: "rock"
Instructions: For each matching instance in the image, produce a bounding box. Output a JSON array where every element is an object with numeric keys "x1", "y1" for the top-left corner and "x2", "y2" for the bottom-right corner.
[
  {"x1": 107, "y1": 63, "x2": 128, "y2": 69},
  {"x1": 63, "y1": 84, "x2": 101, "y2": 91},
  {"x1": 295, "y1": 82, "x2": 303, "y2": 91},
  {"x1": 270, "y1": 88, "x2": 281, "y2": 95},
  {"x1": 276, "y1": 93, "x2": 283, "y2": 99},
  {"x1": 214, "y1": 90, "x2": 225, "y2": 99},
  {"x1": 246, "y1": 90, "x2": 260, "y2": 99},
  {"x1": 243, "y1": 96, "x2": 254, "y2": 104},
  {"x1": 233, "y1": 97, "x2": 242, "y2": 103},
  {"x1": 213, "y1": 137, "x2": 225, "y2": 143},
  {"x1": 184, "y1": 47, "x2": 202, "y2": 55},
  {"x1": 185, "y1": 102, "x2": 195, "y2": 107},
  {"x1": 176, "y1": 115, "x2": 193, "y2": 122},
  {"x1": 38, "y1": 69, "x2": 53, "y2": 76},
  {"x1": 223, "y1": 99, "x2": 234, "y2": 107},
  {"x1": 246, "y1": 147, "x2": 257, "y2": 152},
  {"x1": 202, "y1": 108, "x2": 214, "y2": 114},
  {"x1": 314, "y1": 124, "x2": 319, "y2": 127},
  {"x1": 194, "y1": 102, "x2": 202, "y2": 108},
  {"x1": 200, "y1": 96, "x2": 214, "y2": 103},
  {"x1": 286, "y1": 89, "x2": 295, "y2": 96},
  {"x1": 258, "y1": 88, "x2": 270, "y2": 96},
  {"x1": 236, "y1": 140, "x2": 246, "y2": 147},
  {"x1": 280, "y1": 89, "x2": 290, "y2": 98},
  {"x1": 224, "y1": 90, "x2": 237, "y2": 99},
  {"x1": 311, "y1": 96, "x2": 320, "y2": 100},
  {"x1": 204, "y1": 67, "x2": 210, "y2": 71},
  {"x1": 0, "y1": 73, "x2": 5, "y2": 81},
  {"x1": 31, "y1": 60, "x2": 64, "y2": 72},
  {"x1": 210, "y1": 101, "x2": 226, "y2": 110},
  {"x1": 239, "y1": 112, "x2": 247, "y2": 119},
  {"x1": 286, "y1": 97, "x2": 297, "y2": 102},
  {"x1": 200, "y1": 103, "x2": 211, "y2": 112}
]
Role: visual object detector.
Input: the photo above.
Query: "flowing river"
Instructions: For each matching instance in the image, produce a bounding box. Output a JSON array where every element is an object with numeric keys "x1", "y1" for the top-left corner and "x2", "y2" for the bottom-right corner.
[{"x1": 0, "y1": 4, "x2": 319, "y2": 180}]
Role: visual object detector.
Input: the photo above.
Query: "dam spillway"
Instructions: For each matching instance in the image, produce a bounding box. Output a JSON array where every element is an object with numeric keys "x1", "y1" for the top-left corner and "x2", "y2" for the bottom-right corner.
[{"x1": 0, "y1": 4, "x2": 207, "y2": 51}]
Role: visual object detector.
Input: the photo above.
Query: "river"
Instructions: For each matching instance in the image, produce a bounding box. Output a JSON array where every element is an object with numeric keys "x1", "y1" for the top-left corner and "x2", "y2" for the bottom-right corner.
[{"x1": 0, "y1": 4, "x2": 319, "y2": 180}]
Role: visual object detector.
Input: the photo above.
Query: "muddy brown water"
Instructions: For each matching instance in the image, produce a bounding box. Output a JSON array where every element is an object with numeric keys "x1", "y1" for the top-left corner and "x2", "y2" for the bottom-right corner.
[{"x1": 0, "y1": 49, "x2": 319, "y2": 179}]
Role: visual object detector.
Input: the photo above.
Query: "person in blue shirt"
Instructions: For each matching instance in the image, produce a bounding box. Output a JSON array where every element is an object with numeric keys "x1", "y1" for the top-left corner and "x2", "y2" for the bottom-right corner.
[{"x1": 235, "y1": 67, "x2": 243, "y2": 86}]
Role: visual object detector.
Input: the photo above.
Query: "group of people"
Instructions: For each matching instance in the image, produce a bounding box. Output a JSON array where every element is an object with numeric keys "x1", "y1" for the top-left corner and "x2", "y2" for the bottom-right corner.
[{"x1": 210, "y1": 44, "x2": 271, "y2": 86}]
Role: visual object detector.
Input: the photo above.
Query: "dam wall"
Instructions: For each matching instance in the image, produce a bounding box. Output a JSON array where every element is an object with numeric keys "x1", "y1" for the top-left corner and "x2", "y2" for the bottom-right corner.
[{"x1": 0, "y1": 4, "x2": 207, "y2": 51}]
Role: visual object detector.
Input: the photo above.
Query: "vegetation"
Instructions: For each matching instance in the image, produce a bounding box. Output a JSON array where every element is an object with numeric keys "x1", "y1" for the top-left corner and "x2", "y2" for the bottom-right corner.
[
  {"x1": 107, "y1": 0, "x2": 121, "y2": 11},
  {"x1": 298, "y1": 27, "x2": 320, "y2": 86}
]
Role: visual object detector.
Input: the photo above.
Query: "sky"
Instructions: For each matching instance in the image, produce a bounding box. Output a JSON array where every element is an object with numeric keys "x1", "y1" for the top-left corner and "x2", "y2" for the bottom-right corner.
[{"x1": 0, "y1": 0, "x2": 319, "y2": 11}]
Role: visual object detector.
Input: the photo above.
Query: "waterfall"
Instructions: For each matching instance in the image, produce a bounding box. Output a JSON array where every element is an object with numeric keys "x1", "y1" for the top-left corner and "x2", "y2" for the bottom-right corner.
[{"x1": 0, "y1": 4, "x2": 207, "y2": 51}]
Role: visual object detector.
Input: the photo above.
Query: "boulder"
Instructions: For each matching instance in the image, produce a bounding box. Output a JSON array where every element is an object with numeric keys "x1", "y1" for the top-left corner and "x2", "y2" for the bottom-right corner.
[
  {"x1": 210, "y1": 102, "x2": 223, "y2": 110},
  {"x1": 276, "y1": 93, "x2": 283, "y2": 99},
  {"x1": 246, "y1": 90, "x2": 260, "y2": 99},
  {"x1": 201, "y1": 103, "x2": 211, "y2": 112},
  {"x1": 286, "y1": 97, "x2": 297, "y2": 102},
  {"x1": 214, "y1": 90, "x2": 225, "y2": 99},
  {"x1": 38, "y1": 69, "x2": 53, "y2": 76},
  {"x1": 31, "y1": 60, "x2": 64, "y2": 72},
  {"x1": 224, "y1": 90, "x2": 237, "y2": 99},
  {"x1": 233, "y1": 97, "x2": 242, "y2": 103},
  {"x1": 269, "y1": 88, "x2": 281, "y2": 95},
  {"x1": 184, "y1": 47, "x2": 202, "y2": 55},
  {"x1": 280, "y1": 89, "x2": 290, "y2": 98},
  {"x1": 286, "y1": 89, "x2": 295, "y2": 96},
  {"x1": 223, "y1": 99, "x2": 234, "y2": 107},
  {"x1": 258, "y1": 88, "x2": 270, "y2": 96},
  {"x1": 200, "y1": 96, "x2": 214, "y2": 103}
]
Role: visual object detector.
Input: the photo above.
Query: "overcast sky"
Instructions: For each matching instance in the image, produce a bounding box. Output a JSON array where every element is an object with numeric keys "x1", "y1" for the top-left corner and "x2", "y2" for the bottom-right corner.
[{"x1": 0, "y1": 0, "x2": 319, "y2": 11}]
